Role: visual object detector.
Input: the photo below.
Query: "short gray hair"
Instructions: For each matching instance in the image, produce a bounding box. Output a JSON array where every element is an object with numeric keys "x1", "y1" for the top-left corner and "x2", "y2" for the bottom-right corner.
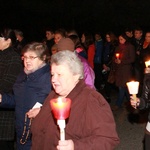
[{"x1": 51, "y1": 50, "x2": 84, "y2": 79}]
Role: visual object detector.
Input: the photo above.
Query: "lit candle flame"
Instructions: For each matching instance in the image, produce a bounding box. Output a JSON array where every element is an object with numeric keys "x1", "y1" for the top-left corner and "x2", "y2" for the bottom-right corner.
[{"x1": 116, "y1": 53, "x2": 120, "y2": 59}]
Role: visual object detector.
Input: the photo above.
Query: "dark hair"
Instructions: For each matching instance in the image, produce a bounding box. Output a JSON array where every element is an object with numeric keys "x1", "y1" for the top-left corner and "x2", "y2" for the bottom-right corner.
[
  {"x1": 134, "y1": 26, "x2": 143, "y2": 33},
  {"x1": 125, "y1": 27, "x2": 133, "y2": 33},
  {"x1": 105, "y1": 31, "x2": 118, "y2": 43},
  {"x1": 1, "y1": 28, "x2": 16, "y2": 47},
  {"x1": 45, "y1": 27, "x2": 54, "y2": 34},
  {"x1": 69, "y1": 35, "x2": 81, "y2": 48},
  {"x1": 83, "y1": 32, "x2": 94, "y2": 49},
  {"x1": 21, "y1": 42, "x2": 50, "y2": 63},
  {"x1": 119, "y1": 33, "x2": 129, "y2": 44},
  {"x1": 55, "y1": 28, "x2": 66, "y2": 38},
  {"x1": 14, "y1": 29, "x2": 24, "y2": 37}
]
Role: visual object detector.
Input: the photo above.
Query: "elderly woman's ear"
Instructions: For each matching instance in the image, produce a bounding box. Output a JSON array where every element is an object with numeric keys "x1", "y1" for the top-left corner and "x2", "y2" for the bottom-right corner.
[{"x1": 6, "y1": 38, "x2": 11, "y2": 47}]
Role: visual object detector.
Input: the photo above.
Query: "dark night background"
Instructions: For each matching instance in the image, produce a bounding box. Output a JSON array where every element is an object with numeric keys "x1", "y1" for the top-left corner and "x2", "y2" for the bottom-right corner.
[{"x1": 1, "y1": 0, "x2": 150, "y2": 41}]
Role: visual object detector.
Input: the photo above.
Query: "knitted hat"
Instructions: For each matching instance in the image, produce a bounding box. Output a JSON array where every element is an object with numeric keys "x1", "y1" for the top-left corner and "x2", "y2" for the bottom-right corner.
[{"x1": 57, "y1": 38, "x2": 75, "y2": 52}]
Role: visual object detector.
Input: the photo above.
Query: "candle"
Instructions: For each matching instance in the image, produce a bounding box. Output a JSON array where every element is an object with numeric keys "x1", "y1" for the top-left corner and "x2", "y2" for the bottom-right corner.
[
  {"x1": 126, "y1": 81, "x2": 139, "y2": 95},
  {"x1": 126, "y1": 81, "x2": 139, "y2": 103},
  {"x1": 115, "y1": 53, "x2": 120, "y2": 59},
  {"x1": 145, "y1": 60, "x2": 150, "y2": 68},
  {"x1": 50, "y1": 97, "x2": 71, "y2": 120},
  {"x1": 50, "y1": 97, "x2": 71, "y2": 141}
]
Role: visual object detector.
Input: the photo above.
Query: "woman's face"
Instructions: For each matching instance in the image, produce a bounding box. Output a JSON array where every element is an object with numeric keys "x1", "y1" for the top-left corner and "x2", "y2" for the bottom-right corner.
[
  {"x1": 105, "y1": 34, "x2": 111, "y2": 42},
  {"x1": 51, "y1": 63, "x2": 79, "y2": 97},
  {"x1": 119, "y1": 36, "x2": 126, "y2": 44},
  {"x1": 81, "y1": 34, "x2": 85, "y2": 43},
  {"x1": 145, "y1": 33, "x2": 150, "y2": 43},
  {"x1": 54, "y1": 33, "x2": 63, "y2": 44},
  {"x1": 0, "y1": 37, "x2": 10, "y2": 50},
  {"x1": 22, "y1": 51, "x2": 44, "y2": 72}
]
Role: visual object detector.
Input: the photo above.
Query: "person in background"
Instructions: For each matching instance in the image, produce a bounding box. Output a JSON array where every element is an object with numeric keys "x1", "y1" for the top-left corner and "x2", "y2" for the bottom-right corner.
[
  {"x1": 103, "y1": 31, "x2": 118, "y2": 103},
  {"x1": 112, "y1": 33, "x2": 135, "y2": 110},
  {"x1": 69, "y1": 34, "x2": 87, "y2": 59},
  {"x1": 57, "y1": 38, "x2": 95, "y2": 89},
  {"x1": 94, "y1": 32, "x2": 103, "y2": 91},
  {"x1": 130, "y1": 67, "x2": 150, "y2": 150},
  {"x1": 81, "y1": 32, "x2": 95, "y2": 69},
  {"x1": 51, "y1": 43, "x2": 58, "y2": 55},
  {"x1": 0, "y1": 28, "x2": 22, "y2": 150},
  {"x1": 132, "y1": 27, "x2": 144, "y2": 87},
  {"x1": 54, "y1": 28, "x2": 66, "y2": 44},
  {"x1": 45, "y1": 27, "x2": 55, "y2": 56},
  {"x1": 141, "y1": 31, "x2": 150, "y2": 68},
  {"x1": 66, "y1": 29, "x2": 78, "y2": 37},
  {"x1": 0, "y1": 42, "x2": 51, "y2": 150},
  {"x1": 124, "y1": 27, "x2": 134, "y2": 45},
  {"x1": 31, "y1": 50, "x2": 119, "y2": 150},
  {"x1": 14, "y1": 29, "x2": 27, "y2": 55}
]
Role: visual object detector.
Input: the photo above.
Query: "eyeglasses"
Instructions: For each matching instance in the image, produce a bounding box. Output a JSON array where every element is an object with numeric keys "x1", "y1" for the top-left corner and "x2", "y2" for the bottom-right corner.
[{"x1": 21, "y1": 56, "x2": 39, "y2": 60}]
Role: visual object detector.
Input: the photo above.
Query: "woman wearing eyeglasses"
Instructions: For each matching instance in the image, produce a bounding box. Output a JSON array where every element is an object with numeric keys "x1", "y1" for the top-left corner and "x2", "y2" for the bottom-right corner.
[{"x1": 0, "y1": 42, "x2": 51, "y2": 150}]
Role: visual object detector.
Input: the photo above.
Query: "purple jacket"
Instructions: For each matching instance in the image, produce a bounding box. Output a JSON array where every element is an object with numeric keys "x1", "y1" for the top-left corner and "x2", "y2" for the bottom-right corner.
[{"x1": 78, "y1": 55, "x2": 95, "y2": 89}]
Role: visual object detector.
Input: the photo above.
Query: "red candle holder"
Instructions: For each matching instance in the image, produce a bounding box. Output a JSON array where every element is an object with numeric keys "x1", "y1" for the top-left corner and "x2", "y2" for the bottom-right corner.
[
  {"x1": 50, "y1": 97, "x2": 71, "y2": 141},
  {"x1": 50, "y1": 97, "x2": 71, "y2": 120}
]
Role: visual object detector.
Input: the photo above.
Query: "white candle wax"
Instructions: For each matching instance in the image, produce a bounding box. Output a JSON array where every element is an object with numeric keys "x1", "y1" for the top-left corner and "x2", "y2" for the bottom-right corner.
[
  {"x1": 145, "y1": 60, "x2": 150, "y2": 68},
  {"x1": 126, "y1": 81, "x2": 139, "y2": 94}
]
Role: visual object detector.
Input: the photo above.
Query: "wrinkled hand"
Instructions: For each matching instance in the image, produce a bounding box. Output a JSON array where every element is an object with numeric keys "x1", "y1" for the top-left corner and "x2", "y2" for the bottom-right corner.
[
  {"x1": 56, "y1": 140, "x2": 74, "y2": 150},
  {"x1": 26, "y1": 108, "x2": 41, "y2": 119},
  {"x1": 130, "y1": 96, "x2": 140, "y2": 109}
]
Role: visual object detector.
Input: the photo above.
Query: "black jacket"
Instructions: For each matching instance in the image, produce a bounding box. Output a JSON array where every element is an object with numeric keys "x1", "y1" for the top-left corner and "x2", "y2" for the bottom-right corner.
[{"x1": 139, "y1": 73, "x2": 150, "y2": 121}]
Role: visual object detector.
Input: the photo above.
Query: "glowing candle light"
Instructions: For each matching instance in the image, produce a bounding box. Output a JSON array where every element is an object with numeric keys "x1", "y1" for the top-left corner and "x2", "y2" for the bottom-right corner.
[
  {"x1": 50, "y1": 97, "x2": 71, "y2": 141},
  {"x1": 145, "y1": 60, "x2": 150, "y2": 68},
  {"x1": 126, "y1": 81, "x2": 139, "y2": 102},
  {"x1": 115, "y1": 53, "x2": 120, "y2": 59}
]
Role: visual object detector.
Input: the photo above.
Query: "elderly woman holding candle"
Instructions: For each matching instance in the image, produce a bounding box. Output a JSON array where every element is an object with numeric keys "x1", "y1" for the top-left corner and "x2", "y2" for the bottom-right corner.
[
  {"x1": 31, "y1": 50, "x2": 119, "y2": 150},
  {"x1": 130, "y1": 67, "x2": 150, "y2": 150}
]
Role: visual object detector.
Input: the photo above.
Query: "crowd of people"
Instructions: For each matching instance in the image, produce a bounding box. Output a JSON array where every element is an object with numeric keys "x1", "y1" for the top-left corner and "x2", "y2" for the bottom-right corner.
[{"x1": 0, "y1": 26, "x2": 150, "y2": 149}]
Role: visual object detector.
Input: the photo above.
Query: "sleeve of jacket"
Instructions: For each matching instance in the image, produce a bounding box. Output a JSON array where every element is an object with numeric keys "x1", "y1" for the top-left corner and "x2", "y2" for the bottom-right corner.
[
  {"x1": 0, "y1": 93, "x2": 15, "y2": 108},
  {"x1": 0, "y1": 55, "x2": 22, "y2": 94},
  {"x1": 138, "y1": 74, "x2": 150, "y2": 109},
  {"x1": 83, "y1": 62, "x2": 95, "y2": 89},
  {"x1": 73, "y1": 93, "x2": 119, "y2": 150}
]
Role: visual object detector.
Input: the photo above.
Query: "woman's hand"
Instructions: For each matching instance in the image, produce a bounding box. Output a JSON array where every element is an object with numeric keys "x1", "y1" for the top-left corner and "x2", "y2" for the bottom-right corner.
[
  {"x1": 115, "y1": 59, "x2": 121, "y2": 64},
  {"x1": 130, "y1": 96, "x2": 140, "y2": 109},
  {"x1": 103, "y1": 64, "x2": 110, "y2": 71},
  {"x1": 57, "y1": 140, "x2": 74, "y2": 150},
  {"x1": 26, "y1": 108, "x2": 41, "y2": 119}
]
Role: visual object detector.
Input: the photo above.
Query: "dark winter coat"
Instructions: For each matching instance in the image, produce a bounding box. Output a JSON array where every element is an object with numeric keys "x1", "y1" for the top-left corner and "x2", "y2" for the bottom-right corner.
[
  {"x1": 138, "y1": 73, "x2": 150, "y2": 122},
  {"x1": 31, "y1": 80, "x2": 119, "y2": 150},
  {"x1": 0, "y1": 47, "x2": 22, "y2": 94},
  {"x1": 1, "y1": 64, "x2": 51, "y2": 150},
  {"x1": 114, "y1": 43, "x2": 135, "y2": 87}
]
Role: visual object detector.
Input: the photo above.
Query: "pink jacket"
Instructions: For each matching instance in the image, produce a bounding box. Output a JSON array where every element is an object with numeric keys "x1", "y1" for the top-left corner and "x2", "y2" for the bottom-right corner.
[{"x1": 78, "y1": 55, "x2": 95, "y2": 89}]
